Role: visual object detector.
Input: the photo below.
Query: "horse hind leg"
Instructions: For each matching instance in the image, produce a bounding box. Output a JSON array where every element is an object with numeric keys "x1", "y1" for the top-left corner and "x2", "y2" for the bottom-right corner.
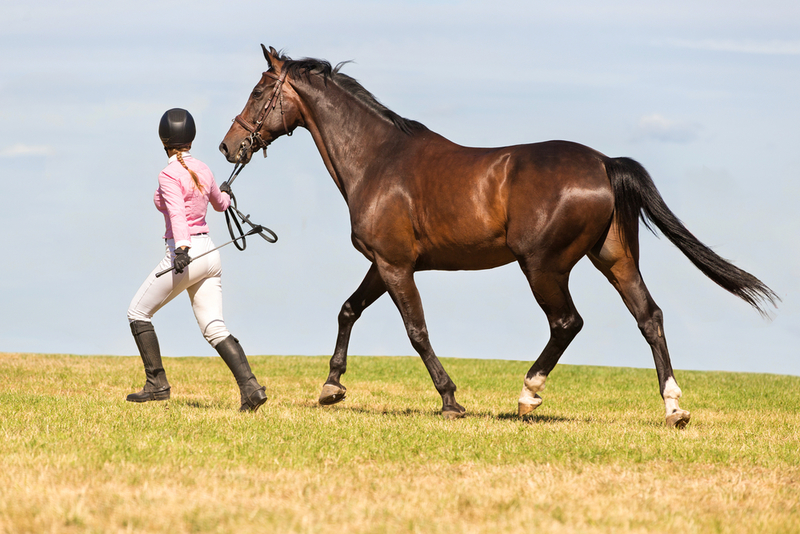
[
  {"x1": 319, "y1": 263, "x2": 387, "y2": 405},
  {"x1": 588, "y1": 224, "x2": 691, "y2": 428}
]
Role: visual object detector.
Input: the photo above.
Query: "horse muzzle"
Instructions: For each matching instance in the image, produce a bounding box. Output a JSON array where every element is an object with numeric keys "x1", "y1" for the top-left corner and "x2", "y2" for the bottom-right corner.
[
  {"x1": 220, "y1": 139, "x2": 250, "y2": 164},
  {"x1": 221, "y1": 132, "x2": 273, "y2": 163}
]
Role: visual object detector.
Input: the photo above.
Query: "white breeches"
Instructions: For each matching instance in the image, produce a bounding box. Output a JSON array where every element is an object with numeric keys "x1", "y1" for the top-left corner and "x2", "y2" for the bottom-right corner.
[{"x1": 127, "y1": 234, "x2": 230, "y2": 347}]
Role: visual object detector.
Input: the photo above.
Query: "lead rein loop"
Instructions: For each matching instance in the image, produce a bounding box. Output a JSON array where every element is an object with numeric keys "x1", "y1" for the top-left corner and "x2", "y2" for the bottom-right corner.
[
  {"x1": 224, "y1": 190, "x2": 278, "y2": 251},
  {"x1": 222, "y1": 143, "x2": 278, "y2": 251}
]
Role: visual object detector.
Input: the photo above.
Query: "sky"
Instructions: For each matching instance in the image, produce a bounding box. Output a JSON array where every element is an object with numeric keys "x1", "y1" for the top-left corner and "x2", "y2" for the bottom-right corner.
[{"x1": 1, "y1": 0, "x2": 798, "y2": 380}]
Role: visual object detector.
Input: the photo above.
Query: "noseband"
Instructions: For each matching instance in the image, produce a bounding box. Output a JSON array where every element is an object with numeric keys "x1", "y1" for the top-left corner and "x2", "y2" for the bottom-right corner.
[{"x1": 233, "y1": 69, "x2": 292, "y2": 156}]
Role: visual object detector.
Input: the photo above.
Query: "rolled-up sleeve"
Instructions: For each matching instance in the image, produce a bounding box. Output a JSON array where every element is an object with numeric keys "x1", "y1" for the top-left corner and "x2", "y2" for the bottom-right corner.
[{"x1": 207, "y1": 179, "x2": 231, "y2": 213}]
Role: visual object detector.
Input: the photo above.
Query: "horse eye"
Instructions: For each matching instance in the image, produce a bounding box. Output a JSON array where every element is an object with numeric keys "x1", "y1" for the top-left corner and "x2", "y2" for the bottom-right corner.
[{"x1": 252, "y1": 90, "x2": 263, "y2": 99}]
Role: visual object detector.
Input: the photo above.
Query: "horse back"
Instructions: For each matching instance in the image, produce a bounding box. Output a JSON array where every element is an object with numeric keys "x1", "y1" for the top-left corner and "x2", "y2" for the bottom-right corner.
[{"x1": 350, "y1": 136, "x2": 615, "y2": 272}]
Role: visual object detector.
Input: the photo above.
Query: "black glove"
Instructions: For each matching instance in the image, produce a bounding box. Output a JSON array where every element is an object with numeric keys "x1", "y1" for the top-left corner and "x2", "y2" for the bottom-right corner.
[
  {"x1": 174, "y1": 247, "x2": 191, "y2": 274},
  {"x1": 219, "y1": 181, "x2": 233, "y2": 197}
]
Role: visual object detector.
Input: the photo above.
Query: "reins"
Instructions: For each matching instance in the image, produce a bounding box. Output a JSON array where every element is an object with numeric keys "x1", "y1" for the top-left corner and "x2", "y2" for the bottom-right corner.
[{"x1": 221, "y1": 149, "x2": 278, "y2": 250}]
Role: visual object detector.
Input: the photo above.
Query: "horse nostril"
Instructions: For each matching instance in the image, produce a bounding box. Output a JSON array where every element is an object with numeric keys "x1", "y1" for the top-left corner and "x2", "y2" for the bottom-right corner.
[{"x1": 219, "y1": 142, "x2": 228, "y2": 156}]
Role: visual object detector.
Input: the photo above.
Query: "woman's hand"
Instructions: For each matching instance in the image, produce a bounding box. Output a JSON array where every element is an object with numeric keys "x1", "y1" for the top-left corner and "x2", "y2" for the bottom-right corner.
[{"x1": 174, "y1": 247, "x2": 191, "y2": 273}]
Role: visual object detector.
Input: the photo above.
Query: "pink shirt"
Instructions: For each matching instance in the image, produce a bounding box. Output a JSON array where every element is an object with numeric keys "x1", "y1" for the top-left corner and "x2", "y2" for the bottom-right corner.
[{"x1": 154, "y1": 153, "x2": 230, "y2": 248}]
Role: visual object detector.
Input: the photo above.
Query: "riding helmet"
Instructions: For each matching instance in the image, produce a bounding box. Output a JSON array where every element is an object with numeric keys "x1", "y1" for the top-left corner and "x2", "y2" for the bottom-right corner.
[{"x1": 158, "y1": 108, "x2": 196, "y2": 147}]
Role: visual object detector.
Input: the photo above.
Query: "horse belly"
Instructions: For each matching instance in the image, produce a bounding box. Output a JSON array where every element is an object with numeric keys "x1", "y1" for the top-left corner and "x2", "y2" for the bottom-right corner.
[{"x1": 416, "y1": 238, "x2": 516, "y2": 271}]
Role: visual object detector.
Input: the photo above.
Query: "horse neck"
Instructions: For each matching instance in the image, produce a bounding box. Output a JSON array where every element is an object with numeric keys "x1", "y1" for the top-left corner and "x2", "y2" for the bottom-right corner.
[{"x1": 293, "y1": 76, "x2": 407, "y2": 201}]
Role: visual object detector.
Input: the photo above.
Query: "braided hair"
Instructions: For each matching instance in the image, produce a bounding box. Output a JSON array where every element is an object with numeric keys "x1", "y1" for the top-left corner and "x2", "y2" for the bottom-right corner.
[{"x1": 173, "y1": 146, "x2": 204, "y2": 193}]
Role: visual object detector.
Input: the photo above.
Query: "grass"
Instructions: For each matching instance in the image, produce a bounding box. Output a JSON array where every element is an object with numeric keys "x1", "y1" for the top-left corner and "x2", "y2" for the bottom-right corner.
[{"x1": 1, "y1": 351, "x2": 799, "y2": 533}]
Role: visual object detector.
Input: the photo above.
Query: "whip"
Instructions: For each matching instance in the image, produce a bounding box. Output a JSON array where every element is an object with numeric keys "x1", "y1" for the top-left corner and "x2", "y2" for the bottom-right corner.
[{"x1": 155, "y1": 225, "x2": 270, "y2": 278}]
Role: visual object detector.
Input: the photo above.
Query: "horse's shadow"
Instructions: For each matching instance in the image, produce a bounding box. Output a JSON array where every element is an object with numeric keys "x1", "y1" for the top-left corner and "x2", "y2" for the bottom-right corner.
[
  {"x1": 498, "y1": 412, "x2": 573, "y2": 424},
  {"x1": 169, "y1": 396, "x2": 576, "y2": 424},
  {"x1": 319, "y1": 403, "x2": 575, "y2": 424}
]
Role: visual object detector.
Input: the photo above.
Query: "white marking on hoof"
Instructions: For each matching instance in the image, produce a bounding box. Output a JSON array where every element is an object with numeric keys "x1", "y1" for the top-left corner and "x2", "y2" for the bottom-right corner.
[
  {"x1": 662, "y1": 377, "x2": 684, "y2": 417},
  {"x1": 518, "y1": 374, "x2": 546, "y2": 416}
]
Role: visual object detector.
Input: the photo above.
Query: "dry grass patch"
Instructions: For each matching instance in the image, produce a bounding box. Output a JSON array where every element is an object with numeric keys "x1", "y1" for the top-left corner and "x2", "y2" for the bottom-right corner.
[
  {"x1": 2, "y1": 462, "x2": 798, "y2": 533},
  {"x1": 1, "y1": 352, "x2": 799, "y2": 533}
]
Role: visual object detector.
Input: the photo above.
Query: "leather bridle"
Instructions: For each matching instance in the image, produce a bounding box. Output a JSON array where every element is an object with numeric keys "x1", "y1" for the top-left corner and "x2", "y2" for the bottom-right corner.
[{"x1": 232, "y1": 69, "x2": 292, "y2": 158}]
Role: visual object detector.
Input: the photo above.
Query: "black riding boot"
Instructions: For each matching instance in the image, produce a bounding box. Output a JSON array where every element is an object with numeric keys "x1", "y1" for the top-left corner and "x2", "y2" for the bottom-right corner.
[
  {"x1": 126, "y1": 320, "x2": 171, "y2": 402},
  {"x1": 215, "y1": 335, "x2": 267, "y2": 412}
]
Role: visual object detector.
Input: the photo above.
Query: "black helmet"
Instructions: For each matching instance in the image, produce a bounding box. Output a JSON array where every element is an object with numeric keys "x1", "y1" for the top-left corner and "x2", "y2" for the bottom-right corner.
[{"x1": 158, "y1": 108, "x2": 196, "y2": 147}]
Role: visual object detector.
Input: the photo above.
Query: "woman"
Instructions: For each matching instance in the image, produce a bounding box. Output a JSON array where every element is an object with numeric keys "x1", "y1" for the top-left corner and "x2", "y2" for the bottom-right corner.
[{"x1": 126, "y1": 108, "x2": 267, "y2": 412}]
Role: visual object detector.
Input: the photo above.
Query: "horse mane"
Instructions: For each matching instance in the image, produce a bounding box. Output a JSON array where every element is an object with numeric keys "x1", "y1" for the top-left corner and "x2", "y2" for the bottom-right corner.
[{"x1": 278, "y1": 53, "x2": 428, "y2": 136}]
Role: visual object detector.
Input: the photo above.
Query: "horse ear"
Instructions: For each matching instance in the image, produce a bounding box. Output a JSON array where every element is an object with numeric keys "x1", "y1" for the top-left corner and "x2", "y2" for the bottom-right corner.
[
  {"x1": 261, "y1": 44, "x2": 284, "y2": 72},
  {"x1": 261, "y1": 44, "x2": 273, "y2": 66}
]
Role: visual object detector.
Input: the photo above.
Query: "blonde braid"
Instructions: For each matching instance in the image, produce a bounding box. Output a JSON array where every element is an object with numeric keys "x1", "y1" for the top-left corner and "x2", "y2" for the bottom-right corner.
[{"x1": 176, "y1": 151, "x2": 204, "y2": 193}]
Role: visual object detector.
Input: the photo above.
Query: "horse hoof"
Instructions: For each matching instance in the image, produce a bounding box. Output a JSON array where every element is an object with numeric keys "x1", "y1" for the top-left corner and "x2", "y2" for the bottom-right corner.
[
  {"x1": 319, "y1": 383, "x2": 346, "y2": 405},
  {"x1": 518, "y1": 394, "x2": 543, "y2": 417},
  {"x1": 666, "y1": 409, "x2": 691, "y2": 429},
  {"x1": 442, "y1": 409, "x2": 466, "y2": 420}
]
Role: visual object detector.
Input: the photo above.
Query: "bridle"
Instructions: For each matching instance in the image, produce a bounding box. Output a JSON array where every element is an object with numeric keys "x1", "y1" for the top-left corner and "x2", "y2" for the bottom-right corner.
[
  {"x1": 232, "y1": 69, "x2": 292, "y2": 159},
  {"x1": 220, "y1": 69, "x2": 292, "y2": 251}
]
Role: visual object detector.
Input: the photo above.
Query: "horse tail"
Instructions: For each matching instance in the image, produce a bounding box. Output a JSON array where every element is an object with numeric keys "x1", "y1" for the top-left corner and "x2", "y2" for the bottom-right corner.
[{"x1": 605, "y1": 156, "x2": 778, "y2": 315}]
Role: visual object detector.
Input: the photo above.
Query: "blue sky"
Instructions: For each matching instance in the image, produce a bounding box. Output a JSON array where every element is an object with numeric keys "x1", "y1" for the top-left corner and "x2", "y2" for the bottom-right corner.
[{"x1": 1, "y1": 0, "x2": 798, "y2": 378}]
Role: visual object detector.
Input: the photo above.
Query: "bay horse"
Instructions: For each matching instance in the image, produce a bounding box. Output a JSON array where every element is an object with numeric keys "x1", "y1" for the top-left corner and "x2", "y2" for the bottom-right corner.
[{"x1": 220, "y1": 45, "x2": 777, "y2": 427}]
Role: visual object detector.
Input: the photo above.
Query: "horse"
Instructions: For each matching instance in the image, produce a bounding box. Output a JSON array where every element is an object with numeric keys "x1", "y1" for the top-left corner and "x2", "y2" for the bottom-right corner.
[{"x1": 220, "y1": 45, "x2": 778, "y2": 427}]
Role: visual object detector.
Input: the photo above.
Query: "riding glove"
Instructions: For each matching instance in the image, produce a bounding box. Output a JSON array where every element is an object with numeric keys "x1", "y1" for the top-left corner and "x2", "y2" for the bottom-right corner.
[{"x1": 174, "y1": 248, "x2": 191, "y2": 274}]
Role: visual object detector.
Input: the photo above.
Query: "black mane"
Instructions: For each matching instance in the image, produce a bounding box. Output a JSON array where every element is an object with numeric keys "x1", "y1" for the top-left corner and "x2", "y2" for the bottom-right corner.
[{"x1": 279, "y1": 53, "x2": 427, "y2": 136}]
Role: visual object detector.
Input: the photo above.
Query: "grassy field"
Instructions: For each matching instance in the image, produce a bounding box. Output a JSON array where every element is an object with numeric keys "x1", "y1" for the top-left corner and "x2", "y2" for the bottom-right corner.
[{"x1": 1, "y1": 351, "x2": 799, "y2": 533}]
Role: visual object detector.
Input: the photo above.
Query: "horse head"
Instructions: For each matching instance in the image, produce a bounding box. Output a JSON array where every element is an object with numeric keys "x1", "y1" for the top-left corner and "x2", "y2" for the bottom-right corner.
[{"x1": 219, "y1": 45, "x2": 303, "y2": 164}]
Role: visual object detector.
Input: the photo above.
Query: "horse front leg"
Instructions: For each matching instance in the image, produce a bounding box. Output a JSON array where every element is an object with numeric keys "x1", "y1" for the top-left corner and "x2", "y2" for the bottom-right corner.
[
  {"x1": 377, "y1": 260, "x2": 465, "y2": 419},
  {"x1": 514, "y1": 257, "x2": 584, "y2": 418},
  {"x1": 319, "y1": 263, "x2": 387, "y2": 405}
]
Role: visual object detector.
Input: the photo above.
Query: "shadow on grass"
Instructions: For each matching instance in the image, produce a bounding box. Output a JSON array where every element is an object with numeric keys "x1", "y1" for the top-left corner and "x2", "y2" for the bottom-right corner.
[
  {"x1": 171, "y1": 399, "x2": 220, "y2": 410},
  {"x1": 500, "y1": 412, "x2": 573, "y2": 424},
  {"x1": 313, "y1": 402, "x2": 578, "y2": 424},
  {"x1": 319, "y1": 404, "x2": 434, "y2": 417},
  {"x1": 167, "y1": 394, "x2": 594, "y2": 426}
]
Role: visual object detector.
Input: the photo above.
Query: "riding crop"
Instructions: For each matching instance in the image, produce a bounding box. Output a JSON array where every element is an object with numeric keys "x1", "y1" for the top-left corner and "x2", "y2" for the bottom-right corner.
[{"x1": 155, "y1": 225, "x2": 270, "y2": 278}]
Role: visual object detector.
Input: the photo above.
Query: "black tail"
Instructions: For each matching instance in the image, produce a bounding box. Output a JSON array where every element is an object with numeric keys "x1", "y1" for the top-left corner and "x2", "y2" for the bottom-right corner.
[{"x1": 605, "y1": 156, "x2": 778, "y2": 315}]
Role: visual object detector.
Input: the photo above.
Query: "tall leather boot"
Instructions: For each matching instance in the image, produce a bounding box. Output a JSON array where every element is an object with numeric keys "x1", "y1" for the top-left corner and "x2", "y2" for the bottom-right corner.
[
  {"x1": 126, "y1": 320, "x2": 171, "y2": 402},
  {"x1": 215, "y1": 335, "x2": 267, "y2": 412}
]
